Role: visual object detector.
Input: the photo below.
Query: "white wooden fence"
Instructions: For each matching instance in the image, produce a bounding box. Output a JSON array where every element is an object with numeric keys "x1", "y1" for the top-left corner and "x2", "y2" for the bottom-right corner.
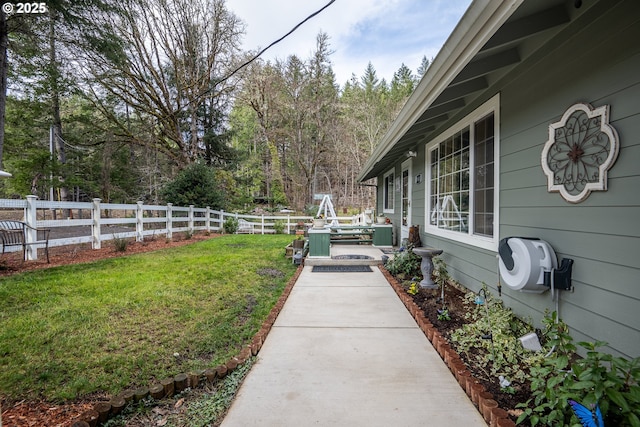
[{"x1": 0, "y1": 196, "x2": 360, "y2": 260}]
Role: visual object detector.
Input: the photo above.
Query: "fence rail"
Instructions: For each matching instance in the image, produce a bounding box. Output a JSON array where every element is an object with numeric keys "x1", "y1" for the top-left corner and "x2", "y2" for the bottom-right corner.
[{"x1": 0, "y1": 196, "x2": 362, "y2": 260}]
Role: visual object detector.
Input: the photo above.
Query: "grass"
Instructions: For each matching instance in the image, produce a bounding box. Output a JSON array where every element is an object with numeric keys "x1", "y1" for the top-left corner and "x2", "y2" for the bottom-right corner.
[
  {"x1": 0, "y1": 234, "x2": 297, "y2": 403},
  {"x1": 102, "y1": 357, "x2": 256, "y2": 427}
]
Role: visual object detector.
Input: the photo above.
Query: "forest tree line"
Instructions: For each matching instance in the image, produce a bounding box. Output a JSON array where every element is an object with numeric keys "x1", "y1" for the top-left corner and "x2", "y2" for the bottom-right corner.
[{"x1": 0, "y1": 0, "x2": 429, "y2": 212}]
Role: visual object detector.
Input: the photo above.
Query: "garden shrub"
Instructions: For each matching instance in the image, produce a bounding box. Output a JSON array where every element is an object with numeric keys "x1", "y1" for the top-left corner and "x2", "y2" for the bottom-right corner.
[
  {"x1": 450, "y1": 286, "x2": 540, "y2": 386},
  {"x1": 385, "y1": 245, "x2": 421, "y2": 279},
  {"x1": 273, "y1": 220, "x2": 285, "y2": 234},
  {"x1": 160, "y1": 162, "x2": 226, "y2": 209},
  {"x1": 223, "y1": 217, "x2": 238, "y2": 234},
  {"x1": 113, "y1": 234, "x2": 128, "y2": 252},
  {"x1": 517, "y1": 311, "x2": 640, "y2": 426}
]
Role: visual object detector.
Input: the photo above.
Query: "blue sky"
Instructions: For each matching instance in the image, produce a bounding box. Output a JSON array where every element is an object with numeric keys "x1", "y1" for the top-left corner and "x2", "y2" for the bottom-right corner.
[{"x1": 227, "y1": 0, "x2": 472, "y2": 86}]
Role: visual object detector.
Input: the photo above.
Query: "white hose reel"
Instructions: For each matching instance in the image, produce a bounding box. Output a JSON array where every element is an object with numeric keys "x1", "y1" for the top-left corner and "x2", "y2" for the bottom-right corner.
[{"x1": 498, "y1": 237, "x2": 573, "y2": 293}]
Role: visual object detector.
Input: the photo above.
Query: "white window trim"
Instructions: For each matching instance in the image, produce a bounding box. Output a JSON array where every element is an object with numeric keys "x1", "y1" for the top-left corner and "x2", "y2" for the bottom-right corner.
[
  {"x1": 424, "y1": 94, "x2": 500, "y2": 252},
  {"x1": 383, "y1": 168, "x2": 395, "y2": 214}
]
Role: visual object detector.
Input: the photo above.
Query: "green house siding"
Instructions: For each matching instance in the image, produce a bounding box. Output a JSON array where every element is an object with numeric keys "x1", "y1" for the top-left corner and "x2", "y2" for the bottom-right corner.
[
  {"x1": 394, "y1": 0, "x2": 640, "y2": 359},
  {"x1": 496, "y1": 0, "x2": 640, "y2": 359}
]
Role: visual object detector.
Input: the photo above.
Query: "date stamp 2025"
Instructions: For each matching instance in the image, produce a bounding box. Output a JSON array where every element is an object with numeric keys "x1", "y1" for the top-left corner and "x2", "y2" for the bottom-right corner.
[{"x1": 2, "y1": 2, "x2": 48, "y2": 15}]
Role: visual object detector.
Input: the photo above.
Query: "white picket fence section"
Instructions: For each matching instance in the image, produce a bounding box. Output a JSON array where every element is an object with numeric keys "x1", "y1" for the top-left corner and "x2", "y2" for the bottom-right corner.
[{"x1": 0, "y1": 195, "x2": 358, "y2": 261}]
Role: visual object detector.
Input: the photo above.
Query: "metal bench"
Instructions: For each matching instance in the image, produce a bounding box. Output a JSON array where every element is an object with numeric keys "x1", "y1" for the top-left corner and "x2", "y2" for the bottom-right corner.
[
  {"x1": 236, "y1": 219, "x2": 256, "y2": 234},
  {"x1": 0, "y1": 220, "x2": 51, "y2": 263}
]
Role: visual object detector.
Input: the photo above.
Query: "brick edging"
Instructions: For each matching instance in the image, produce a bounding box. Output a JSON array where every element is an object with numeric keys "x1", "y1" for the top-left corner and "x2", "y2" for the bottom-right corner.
[
  {"x1": 379, "y1": 266, "x2": 516, "y2": 427},
  {"x1": 71, "y1": 264, "x2": 304, "y2": 427}
]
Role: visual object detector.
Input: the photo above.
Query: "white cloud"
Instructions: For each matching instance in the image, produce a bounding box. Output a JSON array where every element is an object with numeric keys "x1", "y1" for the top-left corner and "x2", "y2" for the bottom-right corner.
[{"x1": 226, "y1": 0, "x2": 471, "y2": 85}]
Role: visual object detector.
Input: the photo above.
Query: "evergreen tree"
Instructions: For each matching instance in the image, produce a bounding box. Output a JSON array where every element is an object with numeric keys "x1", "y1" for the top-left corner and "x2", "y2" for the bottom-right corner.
[
  {"x1": 417, "y1": 55, "x2": 431, "y2": 78},
  {"x1": 160, "y1": 162, "x2": 225, "y2": 209},
  {"x1": 390, "y1": 63, "x2": 416, "y2": 103}
]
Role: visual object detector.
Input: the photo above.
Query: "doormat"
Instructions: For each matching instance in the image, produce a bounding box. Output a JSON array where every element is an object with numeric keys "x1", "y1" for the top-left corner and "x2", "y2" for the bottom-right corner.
[
  {"x1": 331, "y1": 255, "x2": 374, "y2": 260},
  {"x1": 311, "y1": 265, "x2": 373, "y2": 273}
]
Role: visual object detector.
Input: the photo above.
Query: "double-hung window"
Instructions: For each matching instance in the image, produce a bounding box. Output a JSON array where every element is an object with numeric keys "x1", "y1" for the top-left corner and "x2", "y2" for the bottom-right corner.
[
  {"x1": 426, "y1": 95, "x2": 499, "y2": 250},
  {"x1": 383, "y1": 170, "x2": 395, "y2": 213}
]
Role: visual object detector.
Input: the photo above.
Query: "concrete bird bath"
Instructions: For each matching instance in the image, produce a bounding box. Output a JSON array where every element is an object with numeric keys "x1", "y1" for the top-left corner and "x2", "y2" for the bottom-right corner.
[{"x1": 412, "y1": 247, "x2": 443, "y2": 289}]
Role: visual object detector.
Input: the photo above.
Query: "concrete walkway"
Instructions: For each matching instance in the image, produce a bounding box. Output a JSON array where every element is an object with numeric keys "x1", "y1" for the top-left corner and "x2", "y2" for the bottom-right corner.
[{"x1": 221, "y1": 248, "x2": 487, "y2": 426}]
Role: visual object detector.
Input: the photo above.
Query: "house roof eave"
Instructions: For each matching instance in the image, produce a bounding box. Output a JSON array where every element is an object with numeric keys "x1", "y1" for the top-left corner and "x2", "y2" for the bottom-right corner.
[{"x1": 357, "y1": 0, "x2": 523, "y2": 182}]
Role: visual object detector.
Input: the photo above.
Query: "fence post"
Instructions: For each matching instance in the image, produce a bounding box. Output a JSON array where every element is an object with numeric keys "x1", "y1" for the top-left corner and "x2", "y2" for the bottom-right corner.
[
  {"x1": 189, "y1": 205, "x2": 194, "y2": 233},
  {"x1": 92, "y1": 198, "x2": 101, "y2": 249},
  {"x1": 261, "y1": 214, "x2": 265, "y2": 235},
  {"x1": 287, "y1": 215, "x2": 291, "y2": 234},
  {"x1": 206, "y1": 206, "x2": 211, "y2": 233},
  {"x1": 136, "y1": 201, "x2": 144, "y2": 242},
  {"x1": 166, "y1": 203, "x2": 173, "y2": 240},
  {"x1": 25, "y1": 195, "x2": 38, "y2": 260}
]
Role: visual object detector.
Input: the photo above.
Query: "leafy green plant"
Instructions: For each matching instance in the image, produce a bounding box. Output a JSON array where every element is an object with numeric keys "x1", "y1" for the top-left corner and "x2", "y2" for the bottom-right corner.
[
  {"x1": 273, "y1": 220, "x2": 285, "y2": 234},
  {"x1": 450, "y1": 286, "x2": 538, "y2": 386},
  {"x1": 223, "y1": 217, "x2": 238, "y2": 234},
  {"x1": 517, "y1": 311, "x2": 640, "y2": 426},
  {"x1": 385, "y1": 245, "x2": 421, "y2": 279},
  {"x1": 437, "y1": 308, "x2": 451, "y2": 321},
  {"x1": 432, "y1": 257, "x2": 450, "y2": 289}
]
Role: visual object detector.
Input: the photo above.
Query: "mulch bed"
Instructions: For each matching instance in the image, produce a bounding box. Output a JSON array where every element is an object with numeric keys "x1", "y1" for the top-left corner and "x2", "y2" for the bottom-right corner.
[{"x1": 411, "y1": 283, "x2": 530, "y2": 417}]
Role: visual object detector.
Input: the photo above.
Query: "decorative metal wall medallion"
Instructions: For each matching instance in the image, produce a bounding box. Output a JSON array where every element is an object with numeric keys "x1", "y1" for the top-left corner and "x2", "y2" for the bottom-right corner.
[{"x1": 541, "y1": 103, "x2": 619, "y2": 203}]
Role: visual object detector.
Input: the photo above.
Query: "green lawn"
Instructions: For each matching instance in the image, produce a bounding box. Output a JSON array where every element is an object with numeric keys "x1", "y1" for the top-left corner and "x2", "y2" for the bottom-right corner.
[{"x1": 0, "y1": 234, "x2": 296, "y2": 402}]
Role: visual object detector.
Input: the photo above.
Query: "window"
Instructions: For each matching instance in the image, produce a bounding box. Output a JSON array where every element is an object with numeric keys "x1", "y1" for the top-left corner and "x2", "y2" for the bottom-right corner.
[
  {"x1": 426, "y1": 95, "x2": 499, "y2": 250},
  {"x1": 429, "y1": 128, "x2": 470, "y2": 232},
  {"x1": 401, "y1": 168, "x2": 409, "y2": 226},
  {"x1": 383, "y1": 170, "x2": 395, "y2": 212},
  {"x1": 473, "y1": 114, "x2": 495, "y2": 237}
]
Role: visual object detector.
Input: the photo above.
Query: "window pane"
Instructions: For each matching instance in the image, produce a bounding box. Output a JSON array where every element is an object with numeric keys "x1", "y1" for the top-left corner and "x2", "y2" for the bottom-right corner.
[
  {"x1": 384, "y1": 173, "x2": 394, "y2": 210},
  {"x1": 429, "y1": 129, "x2": 470, "y2": 233},
  {"x1": 472, "y1": 113, "x2": 494, "y2": 237}
]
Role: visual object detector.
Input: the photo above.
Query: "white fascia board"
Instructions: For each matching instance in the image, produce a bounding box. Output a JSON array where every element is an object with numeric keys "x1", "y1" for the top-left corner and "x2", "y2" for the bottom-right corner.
[{"x1": 358, "y1": 0, "x2": 523, "y2": 182}]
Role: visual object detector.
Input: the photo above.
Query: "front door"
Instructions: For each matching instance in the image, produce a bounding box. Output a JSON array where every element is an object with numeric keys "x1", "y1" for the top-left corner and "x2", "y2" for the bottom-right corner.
[{"x1": 400, "y1": 160, "x2": 412, "y2": 244}]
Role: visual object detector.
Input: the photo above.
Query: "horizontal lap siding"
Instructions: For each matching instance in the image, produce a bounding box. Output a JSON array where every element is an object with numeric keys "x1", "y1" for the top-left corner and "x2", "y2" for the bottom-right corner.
[
  {"x1": 410, "y1": 149, "x2": 427, "y2": 229},
  {"x1": 498, "y1": 1, "x2": 640, "y2": 358}
]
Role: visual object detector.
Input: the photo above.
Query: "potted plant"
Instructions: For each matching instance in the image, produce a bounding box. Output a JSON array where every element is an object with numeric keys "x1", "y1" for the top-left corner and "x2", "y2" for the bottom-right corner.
[
  {"x1": 376, "y1": 213, "x2": 387, "y2": 224},
  {"x1": 312, "y1": 214, "x2": 325, "y2": 229},
  {"x1": 292, "y1": 235, "x2": 305, "y2": 249}
]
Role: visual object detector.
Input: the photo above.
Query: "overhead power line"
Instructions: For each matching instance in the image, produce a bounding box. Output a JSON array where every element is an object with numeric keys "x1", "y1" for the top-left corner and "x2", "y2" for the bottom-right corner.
[{"x1": 217, "y1": 0, "x2": 336, "y2": 86}]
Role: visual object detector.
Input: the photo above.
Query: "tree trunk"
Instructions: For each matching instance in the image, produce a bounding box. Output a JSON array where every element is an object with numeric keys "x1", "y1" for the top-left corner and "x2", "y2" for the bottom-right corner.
[
  {"x1": 0, "y1": 12, "x2": 8, "y2": 170},
  {"x1": 49, "y1": 11, "x2": 69, "y2": 206}
]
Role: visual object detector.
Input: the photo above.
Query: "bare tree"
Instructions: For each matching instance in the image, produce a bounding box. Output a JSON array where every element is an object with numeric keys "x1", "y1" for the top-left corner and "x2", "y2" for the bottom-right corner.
[{"x1": 81, "y1": 0, "x2": 244, "y2": 166}]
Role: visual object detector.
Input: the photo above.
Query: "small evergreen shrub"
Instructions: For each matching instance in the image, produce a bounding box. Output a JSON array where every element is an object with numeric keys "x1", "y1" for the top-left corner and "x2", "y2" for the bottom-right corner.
[
  {"x1": 223, "y1": 217, "x2": 239, "y2": 234},
  {"x1": 273, "y1": 220, "x2": 285, "y2": 234}
]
